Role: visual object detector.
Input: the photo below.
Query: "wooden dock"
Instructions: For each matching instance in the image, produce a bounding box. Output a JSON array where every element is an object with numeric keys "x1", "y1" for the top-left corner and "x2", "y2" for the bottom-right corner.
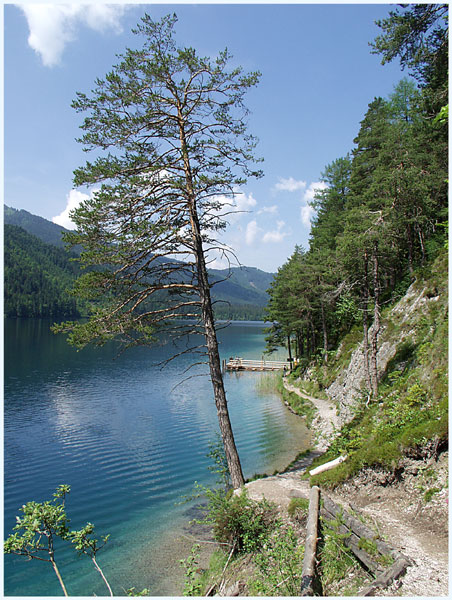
[{"x1": 223, "y1": 357, "x2": 291, "y2": 372}]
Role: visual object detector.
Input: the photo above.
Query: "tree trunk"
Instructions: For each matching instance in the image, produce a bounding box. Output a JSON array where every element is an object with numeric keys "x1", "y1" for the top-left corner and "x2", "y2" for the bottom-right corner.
[
  {"x1": 92, "y1": 557, "x2": 113, "y2": 596},
  {"x1": 310, "y1": 317, "x2": 316, "y2": 355},
  {"x1": 192, "y1": 219, "x2": 244, "y2": 488},
  {"x1": 50, "y1": 558, "x2": 68, "y2": 597},
  {"x1": 297, "y1": 331, "x2": 304, "y2": 360},
  {"x1": 406, "y1": 224, "x2": 414, "y2": 275},
  {"x1": 362, "y1": 251, "x2": 371, "y2": 393},
  {"x1": 370, "y1": 241, "x2": 380, "y2": 397},
  {"x1": 179, "y1": 113, "x2": 245, "y2": 489},
  {"x1": 300, "y1": 486, "x2": 320, "y2": 596},
  {"x1": 320, "y1": 302, "x2": 328, "y2": 363},
  {"x1": 287, "y1": 333, "x2": 293, "y2": 364},
  {"x1": 416, "y1": 224, "x2": 426, "y2": 264}
]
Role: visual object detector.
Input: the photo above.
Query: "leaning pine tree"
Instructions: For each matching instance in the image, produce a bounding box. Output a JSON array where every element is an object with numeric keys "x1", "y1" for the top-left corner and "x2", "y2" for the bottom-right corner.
[{"x1": 57, "y1": 14, "x2": 263, "y2": 489}]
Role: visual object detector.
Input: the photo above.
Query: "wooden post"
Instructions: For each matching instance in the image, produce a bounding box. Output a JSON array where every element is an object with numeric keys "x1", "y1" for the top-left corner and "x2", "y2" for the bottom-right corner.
[{"x1": 300, "y1": 485, "x2": 320, "y2": 596}]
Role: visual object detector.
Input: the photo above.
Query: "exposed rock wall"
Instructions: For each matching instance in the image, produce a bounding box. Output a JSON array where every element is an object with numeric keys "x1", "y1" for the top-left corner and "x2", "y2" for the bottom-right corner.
[{"x1": 326, "y1": 281, "x2": 437, "y2": 426}]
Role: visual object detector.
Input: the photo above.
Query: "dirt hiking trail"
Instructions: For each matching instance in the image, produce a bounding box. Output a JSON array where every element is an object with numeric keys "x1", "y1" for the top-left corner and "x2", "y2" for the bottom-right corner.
[{"x1": 244, "y1": 381, "x2": 449, "y2": 597}]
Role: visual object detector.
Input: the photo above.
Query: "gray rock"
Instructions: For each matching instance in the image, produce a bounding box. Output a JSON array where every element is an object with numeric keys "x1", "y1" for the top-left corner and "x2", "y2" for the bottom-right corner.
[
  {"x1": 326, "y1": 282, "x2": 431, "y2": 427},
  {"x1": 289, "y1": 488, "x2": 307, "y2": 498}
]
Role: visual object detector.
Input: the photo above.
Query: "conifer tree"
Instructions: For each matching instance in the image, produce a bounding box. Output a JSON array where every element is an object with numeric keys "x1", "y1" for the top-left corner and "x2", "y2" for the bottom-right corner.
[
  {"x1": 371, "y1": 3, "x2": 448, "y2": 109},
  {"x1": 57, "y1": 14, "x2": 263, "y2": 489},
  {"x1": 309, "y1": 155, "x2": 352, "y2": 253}
]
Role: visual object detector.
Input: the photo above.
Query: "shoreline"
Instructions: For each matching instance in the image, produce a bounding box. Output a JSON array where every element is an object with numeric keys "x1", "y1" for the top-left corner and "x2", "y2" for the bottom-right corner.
[{"x1": 165, "y1": 379, "x2": 322, "y2": 595}]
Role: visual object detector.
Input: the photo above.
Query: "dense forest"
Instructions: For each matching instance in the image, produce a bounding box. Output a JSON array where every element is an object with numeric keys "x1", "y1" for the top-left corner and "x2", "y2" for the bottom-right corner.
[
  {"x1": 4, "y1": 224, "x2": 82, "y2": 318},
  {"x1": 265, "y1": 4, "x2": 448, "y2": 396}
]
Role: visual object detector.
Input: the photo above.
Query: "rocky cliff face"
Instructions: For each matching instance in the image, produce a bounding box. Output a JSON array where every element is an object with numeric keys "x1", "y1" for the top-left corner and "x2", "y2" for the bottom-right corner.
[{"x1": 326, "y1": 279, "x2": 442, "y2": 426}]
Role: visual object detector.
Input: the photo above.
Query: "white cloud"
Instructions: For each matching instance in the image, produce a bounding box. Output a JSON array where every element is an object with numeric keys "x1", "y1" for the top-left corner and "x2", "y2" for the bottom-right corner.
[
  {"x1": 212, "y1": 189, "x2": 257, "y2": 224},
  {"x1": 80, "y1": 4, "x2": 127, "y2": 32},
  {"x1": 300, "y1": 182, "x2": 328, "y2": 226},
  {"x1": 18, "y1": 4, "x2": 128, "y2": 67},
  {"x1": 262, "y1": 220, "x2": 289, "y2": 244},
  {"x1": 206, "y1": 257, "x2": 227, "y2": 270},
  {"x1": 245, "y1": 220, "x2": 261, "y2": 246},
  {"x1": 258, "y1": 205, "x2": 278, "y2": 215},
  {"x1": 274, "y1": 177, "x2": 307, "y2": 193},
  {"x1": 52, "y1": 188, "x2": 93, "y2": 229},
  {"x1": 234, "y1": 190, "x2": 257, "y2": 212},
  {"x1": 303, "y1": 181, "x2": 328, "y2": 204},
  {"x1": 301, "y1": 204, "x2": 315, "y2": 226}
]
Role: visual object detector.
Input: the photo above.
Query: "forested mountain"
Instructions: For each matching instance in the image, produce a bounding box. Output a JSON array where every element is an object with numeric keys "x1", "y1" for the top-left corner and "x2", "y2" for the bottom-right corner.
[
  {"x1": 210, "y1": 266, "x2": 273, "y2": 311},
  {"x1": 265, "y1": 4, "x2": 448, "y2": 399},
  {"x1": 4, "y1": 224, "x2": 82, "y2": 318},
  {"x1": 4, "y1": 205, "x2": 70, "y2": 248},
  {"x1": 4, "y1": 208, "x2": 273, "y2": 320}
]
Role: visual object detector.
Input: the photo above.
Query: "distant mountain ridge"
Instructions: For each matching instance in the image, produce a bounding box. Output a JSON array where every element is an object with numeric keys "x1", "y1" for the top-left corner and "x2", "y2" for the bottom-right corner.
[
  {"x1": 4, "y1": 205, "x2": 274, "y2": 319},
  {"x1": 4, "y1": 205, "x2": 70, "y2": 248}
]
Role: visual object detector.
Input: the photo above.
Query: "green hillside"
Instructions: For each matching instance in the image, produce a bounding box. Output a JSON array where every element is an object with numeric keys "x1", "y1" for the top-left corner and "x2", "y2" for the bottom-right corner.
[
  {"x1": 4, "y1": 205, "x2": 70, "y2": 248},
  {"x1": 209, "y1": 266, "x2": 274, "y2": 317},
  {"x1": 4, "y1": 224, "x2": 82, "y2": 318},
  {"x1": 291, "y1": 247, "x2": 448, "y2": 488}
]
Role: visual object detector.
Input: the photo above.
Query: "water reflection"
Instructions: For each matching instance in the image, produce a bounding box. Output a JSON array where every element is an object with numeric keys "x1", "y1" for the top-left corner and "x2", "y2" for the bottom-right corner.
[{"x1": 4, "y1": 319, "x2": 309, "y2": 596}]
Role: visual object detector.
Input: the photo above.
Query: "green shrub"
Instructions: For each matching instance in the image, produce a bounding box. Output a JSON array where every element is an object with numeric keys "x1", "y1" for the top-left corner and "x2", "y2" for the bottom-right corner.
[
  {"x1": 250, "y1": 525, "x2": 304, "y2": 596},
  {"x1": 201, "y1": 487, "x2": 278, "y2": 554},
  {"x1": 287, "y1": 497, "x2": 309, "y2": 518},
  {"x1": 423, "y1": 487, "x2": 441, "y2": 503},
  {"x1": 180, "y1": 545, "x2": 203, "y2": 596}
]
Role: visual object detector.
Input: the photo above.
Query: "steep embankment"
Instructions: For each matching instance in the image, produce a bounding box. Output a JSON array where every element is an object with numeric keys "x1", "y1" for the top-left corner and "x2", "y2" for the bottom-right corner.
[
  {"x1": 326, "y1": 253, "x2": 448, "y2": 426},
  {"x1": 285, "y1": 249, "x2": 447, "y2": 484}
]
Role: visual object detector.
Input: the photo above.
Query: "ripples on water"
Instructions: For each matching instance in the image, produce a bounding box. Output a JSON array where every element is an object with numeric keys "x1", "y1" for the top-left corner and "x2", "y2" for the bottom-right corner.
[{"x1": 4, "y1": 319, "x2": 310, "y2": 596}]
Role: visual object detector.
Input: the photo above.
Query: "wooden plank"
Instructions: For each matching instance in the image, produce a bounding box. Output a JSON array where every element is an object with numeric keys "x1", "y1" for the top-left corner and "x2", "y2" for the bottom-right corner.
[
  {"x1": 225, "y1": 357, "x2": 290, "y2": 371},
  {"x1": 321, "y1": 508, "x2": 384, "y2": 575},
  {"x1": 358, "y1": 557, "x2": 411, "y2": 596},
  {"x1": 225, "y1": 363, "x2": 289, "y2": 371},
  {"x1": 321, "y1": 495, "x2": 412, "y2": 581},
  {"x1": 300, "y1": 486, "x2": 320, "y2": 596}
]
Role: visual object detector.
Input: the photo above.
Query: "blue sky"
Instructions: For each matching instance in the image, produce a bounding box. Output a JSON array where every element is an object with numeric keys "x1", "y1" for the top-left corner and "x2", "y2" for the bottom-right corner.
[{"x1": 4, "y1": 2, "x2": 407, "y2": 272}]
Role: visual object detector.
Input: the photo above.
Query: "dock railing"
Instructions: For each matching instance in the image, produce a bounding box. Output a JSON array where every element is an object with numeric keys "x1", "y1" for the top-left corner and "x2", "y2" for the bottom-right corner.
[{"x1": 223, "y1": 357, "x2": 291, "y2": 372}]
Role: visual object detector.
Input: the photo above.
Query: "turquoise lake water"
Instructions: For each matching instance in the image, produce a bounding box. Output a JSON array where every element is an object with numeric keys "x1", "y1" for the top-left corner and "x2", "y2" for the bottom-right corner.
[{"x1": 4, "y1": 319, "x2": 310, "y2": 596}]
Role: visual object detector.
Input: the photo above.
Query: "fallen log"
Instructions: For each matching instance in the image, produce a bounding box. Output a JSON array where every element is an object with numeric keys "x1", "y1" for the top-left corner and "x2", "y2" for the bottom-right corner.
[
  {"x1": 320, "y1": 493, "x2": 414, "y2": 597},
  {"x1": 300, "y1": 485, "x2": 320, "y2": 596},
  {"x1": 309, "y1": 455, "x2": 347, "y2": 477}
]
